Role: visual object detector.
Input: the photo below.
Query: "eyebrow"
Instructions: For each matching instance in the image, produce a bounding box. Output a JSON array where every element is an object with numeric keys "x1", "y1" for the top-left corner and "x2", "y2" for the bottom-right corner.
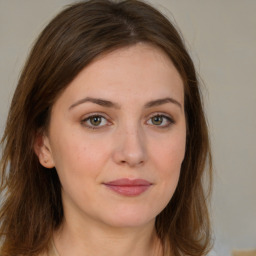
[
  {"x1": 144, "y1": 97, "x2": 182, "y2": 109},
  {"x1": 69, "y1": 97, "x2": 121, "y2": 110},
  {"x1": 69, "y1": 97, "x2": 182, "y2": 110}
]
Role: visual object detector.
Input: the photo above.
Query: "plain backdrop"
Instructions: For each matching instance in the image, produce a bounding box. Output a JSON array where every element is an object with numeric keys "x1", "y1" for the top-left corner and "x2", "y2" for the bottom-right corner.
[{"x1": 0, "y1": 1, "x2": 255, "y2": 256}]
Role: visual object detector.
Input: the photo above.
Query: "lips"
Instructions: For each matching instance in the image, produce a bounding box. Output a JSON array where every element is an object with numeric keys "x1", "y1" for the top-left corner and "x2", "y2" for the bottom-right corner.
[{"x1": 103, "y1": 178, "x2": 152, "y2": 196}]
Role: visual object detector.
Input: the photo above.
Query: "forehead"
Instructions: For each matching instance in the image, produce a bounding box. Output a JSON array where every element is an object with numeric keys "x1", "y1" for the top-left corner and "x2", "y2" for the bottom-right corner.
[{"x1": 54, "y1": 43, "x2": 184, "y2": 108}]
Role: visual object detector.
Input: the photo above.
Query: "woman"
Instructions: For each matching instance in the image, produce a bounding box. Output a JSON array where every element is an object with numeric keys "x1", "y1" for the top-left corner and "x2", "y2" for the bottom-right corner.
[{"x1": 0, "y1": 0, "x2": 212, "y2": 255}]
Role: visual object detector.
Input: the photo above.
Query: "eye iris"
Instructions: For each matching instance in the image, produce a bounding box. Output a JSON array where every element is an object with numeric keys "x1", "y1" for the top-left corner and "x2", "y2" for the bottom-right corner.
[
  {"x1": 90, "y1": 116, "x2": 102, "y2": 126},
  {"x1": 152, "y1": 116, "x2": 163, "y2": 125}
]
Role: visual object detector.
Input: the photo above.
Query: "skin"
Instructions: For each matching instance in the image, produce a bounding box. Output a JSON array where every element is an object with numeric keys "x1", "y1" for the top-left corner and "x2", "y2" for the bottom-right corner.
[{"x1": 35, "y1": 43, "x2": 186, "y2": 256}]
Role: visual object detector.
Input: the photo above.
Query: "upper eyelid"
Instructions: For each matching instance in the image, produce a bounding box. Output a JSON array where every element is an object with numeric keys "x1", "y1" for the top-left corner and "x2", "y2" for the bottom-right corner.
[
  {"x1": 81, "y1": 112, "x2": 174, "y2": 120},
  {"x1": 81, "y1": 111, "x2": 173, "y2": 118},
  {"x1": 81, "y1": 112, "x2": 110, "y2": 120},
  {"x1": 146, "y1": 112, "x2": 174, "y2": 121}
]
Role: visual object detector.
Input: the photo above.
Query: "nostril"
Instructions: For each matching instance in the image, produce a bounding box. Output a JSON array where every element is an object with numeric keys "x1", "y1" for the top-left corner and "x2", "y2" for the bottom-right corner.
[{"x1": 112, "y1": 134, "x2": 147, "y2": 167}]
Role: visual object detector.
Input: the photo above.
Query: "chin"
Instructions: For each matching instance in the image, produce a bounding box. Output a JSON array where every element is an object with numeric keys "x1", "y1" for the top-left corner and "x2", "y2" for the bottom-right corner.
[{"x1": 99, "y1": 208, "x2": 157, "y2": 229}]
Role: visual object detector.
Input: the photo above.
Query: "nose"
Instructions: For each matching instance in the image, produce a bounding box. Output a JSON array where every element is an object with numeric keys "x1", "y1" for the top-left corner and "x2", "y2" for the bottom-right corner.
[{"x1": 112, "y1": 126, "x2": 147, "y2": 168}]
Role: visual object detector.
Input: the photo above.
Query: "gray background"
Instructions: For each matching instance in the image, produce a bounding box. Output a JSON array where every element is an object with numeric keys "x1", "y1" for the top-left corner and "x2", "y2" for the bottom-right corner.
[{"x1": 0, "y1": 1, "x2": 255, "y2": 255}]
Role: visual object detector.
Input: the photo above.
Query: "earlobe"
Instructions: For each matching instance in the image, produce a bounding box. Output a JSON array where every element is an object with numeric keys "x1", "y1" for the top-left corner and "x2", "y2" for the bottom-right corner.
[{"x1": 34, "y1": 133, "x2": 55, "y2": 169}]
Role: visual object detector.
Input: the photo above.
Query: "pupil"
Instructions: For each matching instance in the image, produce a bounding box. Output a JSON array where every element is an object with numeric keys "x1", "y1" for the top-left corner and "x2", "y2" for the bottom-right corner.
[
  {"x1": 91, "y1": 116, "x2": 101, "y2": 126},
  {"x1": 153, "y1": 116, "x2": 163, "y2": 125}
]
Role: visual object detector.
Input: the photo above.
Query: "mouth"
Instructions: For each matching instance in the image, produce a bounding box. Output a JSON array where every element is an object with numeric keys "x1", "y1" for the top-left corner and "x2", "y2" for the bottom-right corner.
[{"x1": 103, "y1": 178, "x2": 152, "y2": 196}]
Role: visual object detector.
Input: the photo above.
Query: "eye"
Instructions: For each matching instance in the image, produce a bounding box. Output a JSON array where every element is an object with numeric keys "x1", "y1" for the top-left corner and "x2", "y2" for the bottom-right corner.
[
  {"x1": 81, "y1": 114, "x2": 109, "y2": 129},
  {"x1": 146, "y1": 114, "x2": 174, "y2": 128}
]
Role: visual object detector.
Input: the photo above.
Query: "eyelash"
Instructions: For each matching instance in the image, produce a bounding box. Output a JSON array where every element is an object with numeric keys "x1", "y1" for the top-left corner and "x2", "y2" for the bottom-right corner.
[
  {"x1": 81, "y1": 113, "x2": 175, "y2": 130},
  {"x1": 81, "y1": 113, "x2": 111, "y2": 130},
  {"x1": 147, "y1": 113, "x2": 175, "y2": 128}
]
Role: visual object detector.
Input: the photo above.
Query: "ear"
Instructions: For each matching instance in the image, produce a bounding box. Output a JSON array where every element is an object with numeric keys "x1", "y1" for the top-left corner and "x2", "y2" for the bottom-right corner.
[{"x1": 34, "y1": 132, "x2": 55, "y2": 169}]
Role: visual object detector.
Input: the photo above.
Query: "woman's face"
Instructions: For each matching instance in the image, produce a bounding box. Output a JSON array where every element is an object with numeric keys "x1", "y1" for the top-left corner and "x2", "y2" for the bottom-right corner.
[{"x1": 37, "y1": 43, "x2": 186, "y2": 229}]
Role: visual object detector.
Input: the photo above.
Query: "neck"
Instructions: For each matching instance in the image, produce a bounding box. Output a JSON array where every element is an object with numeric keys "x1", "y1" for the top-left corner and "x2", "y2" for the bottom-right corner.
[{"x1": 53, "y1": 216, "x2": 162, "y2": 256}]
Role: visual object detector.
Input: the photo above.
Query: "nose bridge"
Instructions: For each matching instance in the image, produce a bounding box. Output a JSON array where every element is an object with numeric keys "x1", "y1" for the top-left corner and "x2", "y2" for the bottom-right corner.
[{"x1": 112, "y1": 121, "x2": 147, "y2": 167}]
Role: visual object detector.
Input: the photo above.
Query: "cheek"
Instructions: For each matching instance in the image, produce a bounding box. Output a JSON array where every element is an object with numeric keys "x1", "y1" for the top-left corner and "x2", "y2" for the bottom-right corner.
[
  {"x1": 150, "y1": 130, "x2": 186, "y2": 194},
  {"x1": 155, "y1": 147, "x2": 183, "y2": 189},
  {"x1": 51, "y1": 131, "x2": 111, "y2": 182},
  {"x1": 153, "y1": 133, "x2": 186, "y2": 171}
]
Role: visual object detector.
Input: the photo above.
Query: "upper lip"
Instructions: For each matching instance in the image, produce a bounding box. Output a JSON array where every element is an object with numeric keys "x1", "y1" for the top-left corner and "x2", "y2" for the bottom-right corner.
[{"x1": 104, "y1": 178, "x2": 152, "y2": 186}]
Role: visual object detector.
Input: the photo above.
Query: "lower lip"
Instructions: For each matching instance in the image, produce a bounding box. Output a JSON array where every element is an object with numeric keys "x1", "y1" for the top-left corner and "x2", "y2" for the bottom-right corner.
[{"x1": 104, "y1": 185, "x2": 151, "y2": 196}]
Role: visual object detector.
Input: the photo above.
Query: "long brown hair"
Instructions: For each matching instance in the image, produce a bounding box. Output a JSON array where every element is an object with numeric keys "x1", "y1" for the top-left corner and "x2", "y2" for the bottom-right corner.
[{"x1": 0, "y1": 0, "x2": 212, "y2": 255}]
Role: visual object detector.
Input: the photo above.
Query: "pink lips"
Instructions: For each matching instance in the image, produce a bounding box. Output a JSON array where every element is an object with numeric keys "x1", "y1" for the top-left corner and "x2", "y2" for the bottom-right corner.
[{"x1": 103, "y1": 179, "x2": 152, "y2": 196}]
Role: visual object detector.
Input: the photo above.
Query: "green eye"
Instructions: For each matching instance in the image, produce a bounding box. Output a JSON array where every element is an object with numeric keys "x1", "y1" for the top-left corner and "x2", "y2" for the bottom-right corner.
[
  {"x1": 89, "y1": 116, "x2": 102, "y2": 126},
  {"x1": 82, "y1": 115, "x2": 108, "y2": 129},
  {"x1": 151, "y1": 116, "x2": 164, "y2": 125},
  {"x1": 147, "y1": 114, "x2": 174, "y2": 128}
]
